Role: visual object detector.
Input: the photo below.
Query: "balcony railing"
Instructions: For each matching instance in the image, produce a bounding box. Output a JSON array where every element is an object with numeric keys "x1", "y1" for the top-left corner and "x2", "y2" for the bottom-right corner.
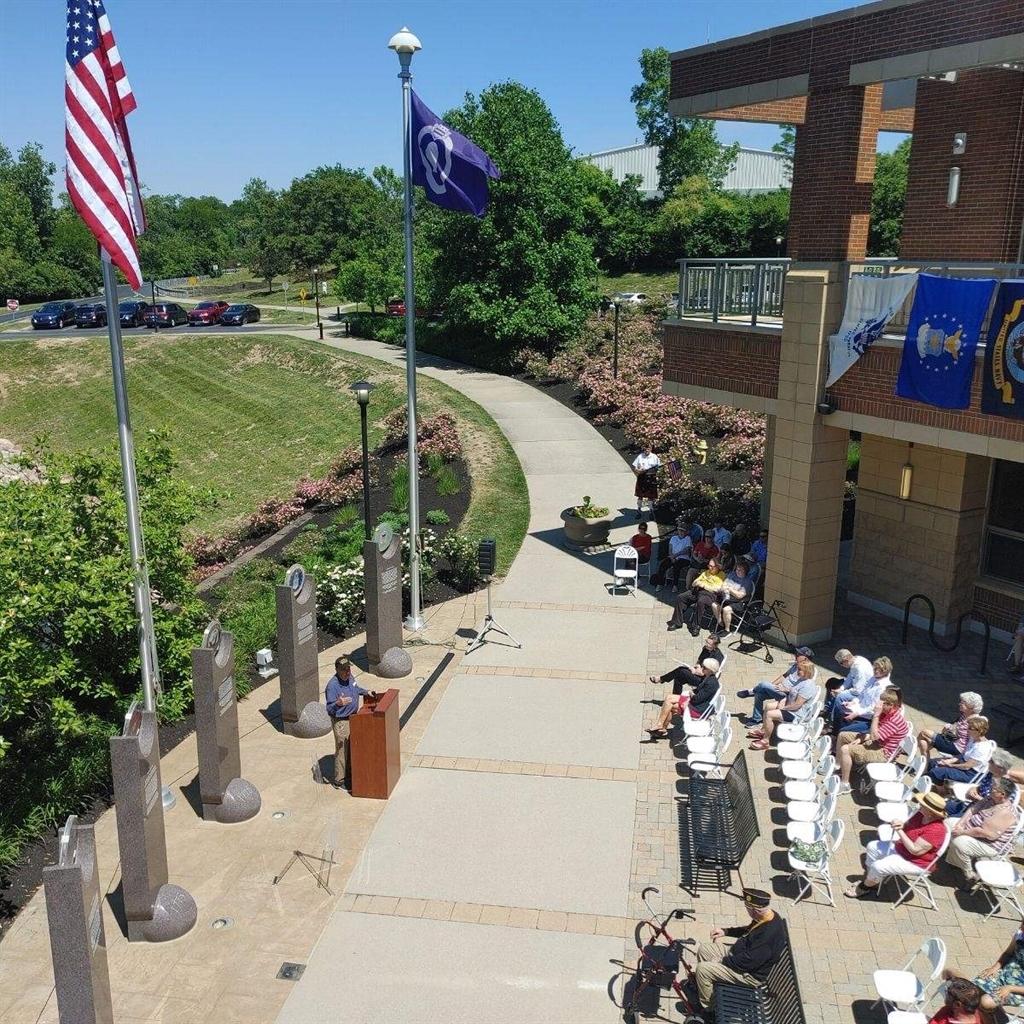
[{"x1": 674, "y1": 258, "x2": 790, "y2": 327}]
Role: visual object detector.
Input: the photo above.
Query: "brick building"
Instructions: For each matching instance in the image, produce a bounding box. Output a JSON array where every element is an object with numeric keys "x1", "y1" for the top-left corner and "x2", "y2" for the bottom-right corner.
[{"x1": 664, "y1": 0, "x2": 1024, "y2": 643}]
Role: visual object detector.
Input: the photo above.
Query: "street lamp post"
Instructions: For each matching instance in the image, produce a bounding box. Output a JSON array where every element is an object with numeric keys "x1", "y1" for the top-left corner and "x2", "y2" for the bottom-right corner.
[
  {"x1": 613, "y1": 301, "x2": 620, "y2": 380},
  {"x1": 313, "y1": 267, "x2": 323, "y2": 339},
  {"x1": 388, "y1": 26, "x2": 425, "y2": 632},
  {"x1": 350, "y1": 381, "x2": 375, "y2": 541}
]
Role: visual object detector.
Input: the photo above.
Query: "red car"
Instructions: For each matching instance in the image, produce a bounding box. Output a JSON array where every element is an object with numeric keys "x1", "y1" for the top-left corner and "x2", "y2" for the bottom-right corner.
[
  {"x1": 386, "y1": 297, "x2": 428, "y2": 317},
  {"x1": 187, "y1": 300, "x2": 230, "y2": 326}
]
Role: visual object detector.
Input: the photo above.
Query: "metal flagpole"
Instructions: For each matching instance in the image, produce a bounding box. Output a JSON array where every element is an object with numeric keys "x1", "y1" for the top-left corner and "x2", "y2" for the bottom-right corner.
[
  {"x1": 391, "y1": 28, "x2": 425, "y2": 632},
  {"x1": 100, "y1": 258, "x2": 162, "y2": 710}
]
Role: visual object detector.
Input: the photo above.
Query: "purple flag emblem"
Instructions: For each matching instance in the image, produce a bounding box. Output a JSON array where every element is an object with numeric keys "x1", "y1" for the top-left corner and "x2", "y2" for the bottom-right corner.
[{"x1": 411, "y1": 91, "x2": 501, "y2": 217}]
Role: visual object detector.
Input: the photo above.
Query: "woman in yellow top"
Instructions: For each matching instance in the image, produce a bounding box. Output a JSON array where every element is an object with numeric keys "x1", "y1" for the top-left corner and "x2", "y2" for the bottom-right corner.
[{"x1": 667, "y1": 558, "x2": 725, "y2": 632}]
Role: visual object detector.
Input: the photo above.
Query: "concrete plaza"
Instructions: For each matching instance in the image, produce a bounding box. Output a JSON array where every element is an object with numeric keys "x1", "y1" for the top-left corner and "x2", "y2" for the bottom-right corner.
[{"x1": 1, "y1": 327, "x2": 1019, "y2": 1024}]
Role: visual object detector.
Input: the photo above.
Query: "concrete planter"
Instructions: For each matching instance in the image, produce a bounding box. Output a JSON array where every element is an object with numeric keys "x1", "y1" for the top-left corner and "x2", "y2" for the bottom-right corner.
[{"x1": 561, "y1": 507, "x2": 612, "y2": 550}]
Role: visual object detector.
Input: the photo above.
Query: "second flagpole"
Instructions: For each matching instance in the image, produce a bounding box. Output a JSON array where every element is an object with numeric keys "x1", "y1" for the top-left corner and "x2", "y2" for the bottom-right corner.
[{"x1": 390, "y1": 27, "x2": 425, "y2": 632}]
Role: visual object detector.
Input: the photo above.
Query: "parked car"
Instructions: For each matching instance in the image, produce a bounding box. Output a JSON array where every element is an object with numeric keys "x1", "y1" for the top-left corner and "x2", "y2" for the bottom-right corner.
[
  {"x1": 31, "y1": 301, "x2": 77, "y2": 329},
  {"x1": 187, "y1": 300, "x2": 230, "y2": 326},
  {"x1": 386, "y1": 297, "x2": 427, "y2": 317},
  {"x1": 610, "y1": 292, "x2": 648, "y2": 306},
  {"x1": 141, "y1": 302, "x2": 189, "y2": 328},
  {"x1": 118, "y1": 300, "x2": 149, "y2": 327},
  {"x1": 74, "y1": 303, "x2": 108, "y2": 328},
  {"x1": 218, "y1": 303, "x2": 260, "y2": 326}
]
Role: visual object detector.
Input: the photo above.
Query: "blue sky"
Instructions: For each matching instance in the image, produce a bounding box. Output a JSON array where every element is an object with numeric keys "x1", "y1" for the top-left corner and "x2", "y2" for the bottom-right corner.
[{"x1": 1, "y1": 0, "x2": 872, "y2": 203}]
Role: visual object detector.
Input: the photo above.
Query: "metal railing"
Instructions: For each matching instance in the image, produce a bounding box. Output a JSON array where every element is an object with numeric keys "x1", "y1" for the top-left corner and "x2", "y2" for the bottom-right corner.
[{"x1": 674, "y1": 258, "x2": 790, "y2": 327}]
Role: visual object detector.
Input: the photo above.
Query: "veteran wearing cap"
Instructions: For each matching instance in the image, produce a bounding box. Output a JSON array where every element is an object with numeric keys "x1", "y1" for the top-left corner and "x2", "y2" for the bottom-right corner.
[
  {"x1": 693, "y1": 887, "x2": 787, "y2": 1011},
  {"x1": 844, "y1": 789, "x2": 948, "y2": 899}
]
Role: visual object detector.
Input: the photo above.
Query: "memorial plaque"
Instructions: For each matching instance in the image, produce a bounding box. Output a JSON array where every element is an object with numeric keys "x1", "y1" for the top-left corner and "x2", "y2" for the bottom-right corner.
[
  {"x1": 276, "y1": 564, "x2": 331, "y2": 738},
  {"x1": 109, "y1": 704, "x2": 197, "y2": 942},
  {"x1": 43, "y1": 817, "x2": 113, "y2": 1024},
  {"x1": 364, "y1": 528, "x2": 411, "y2": 678},
  {"x1": 192, "y1": 622, "x2": 261, "y2": 823}
]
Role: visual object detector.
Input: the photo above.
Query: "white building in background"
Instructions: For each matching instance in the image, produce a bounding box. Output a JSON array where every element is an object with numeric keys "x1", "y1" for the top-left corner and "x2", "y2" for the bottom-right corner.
[{"x1": 581, "y1": 143, "x2": 791, "y2": 198}]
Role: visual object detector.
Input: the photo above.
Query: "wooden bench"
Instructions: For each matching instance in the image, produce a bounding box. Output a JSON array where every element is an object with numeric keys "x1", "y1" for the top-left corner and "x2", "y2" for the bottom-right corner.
[{"x1": 713, "y1": 923, "x2": 806, "y2": 1024}]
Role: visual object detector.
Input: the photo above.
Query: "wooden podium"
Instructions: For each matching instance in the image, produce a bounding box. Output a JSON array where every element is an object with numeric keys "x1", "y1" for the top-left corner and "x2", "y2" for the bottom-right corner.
[{"x1": 350, "y1": 689, "x2": 401, "y2": 799}]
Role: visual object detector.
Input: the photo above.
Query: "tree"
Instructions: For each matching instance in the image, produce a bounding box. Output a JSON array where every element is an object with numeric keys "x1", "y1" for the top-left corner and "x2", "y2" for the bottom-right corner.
[
  {"x1": 236, "y1": 178, "x2": 290, "y2": 289},
  {"x1": 575, "y1": 161, "x2": 653, "y2": 273},
  {"x1": 0, "y1": 143, "x2": 57, "y2": 244},
  {"x1": 868, "y1": 137, "x2": 911, "y2": 257},
  {"x1": 418, "y1": 82, "x2": 596, "y2": 360},
  {"x1": 772, "y1": 124, "x2": 796, "y2": 175},
  {"x1": 631, "y1": 48, "x2": 738, "y2": 193}
]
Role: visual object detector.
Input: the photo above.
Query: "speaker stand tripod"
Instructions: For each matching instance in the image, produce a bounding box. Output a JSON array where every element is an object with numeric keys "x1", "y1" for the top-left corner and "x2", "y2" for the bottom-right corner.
[{"x1": 466, "y1": 577, "x2": 523, "y2": 655}]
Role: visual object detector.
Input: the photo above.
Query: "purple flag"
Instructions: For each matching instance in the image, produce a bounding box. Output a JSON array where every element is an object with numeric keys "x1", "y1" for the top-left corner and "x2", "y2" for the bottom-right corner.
[{"x1": 411, "y1": 91, "x2": 501, "y2": 217}]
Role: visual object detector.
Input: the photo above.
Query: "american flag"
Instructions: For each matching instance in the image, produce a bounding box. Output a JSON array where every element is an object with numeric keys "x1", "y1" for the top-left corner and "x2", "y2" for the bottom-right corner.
[{"x1": 65, "y1": 0, "x2": 145, "y2": 289}]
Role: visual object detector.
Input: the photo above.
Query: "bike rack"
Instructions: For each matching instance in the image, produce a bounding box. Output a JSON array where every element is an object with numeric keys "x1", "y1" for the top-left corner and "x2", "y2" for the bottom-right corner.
[{"x1": 901, "y1": 593, "x2": 991, "y2": 674}]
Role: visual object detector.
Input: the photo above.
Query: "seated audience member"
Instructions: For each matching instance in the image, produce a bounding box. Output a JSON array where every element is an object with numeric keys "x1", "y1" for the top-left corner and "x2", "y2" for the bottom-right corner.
[
  {"x1": 730, "y1": 523, "x2": 752, "y2": 558},
  {"x1": 653, "y1": 522, "x2": 692, "y2": 592},
  {"x1": 667, "y1": 558, "x2": 725, "y2": 633},
  {"x1": 741, "y1": 553, "x2": 762, "y2": 588},
  {"x1": 946, "y1": 749, "x2": 1016, "y2": 817},
  {"x1": 830, "y1": 656, "x2": 892, "y2": 737},
  {"x1": 928, "y1": 716, "x2": 995, "y2": 785},
  {"x1": 823, "y1": 648, "x2": 874, "y2": 719},
  {"x1": 927, "y1": 978, "x2": 984, "y2": 1023},
  {"x1": 736, "y1": 647, "x2": 815, "y2": 726},
  {"x1": 946, "y1": 777, "x2": 1021, "y2": 889},
  {"x1": 685, "y1": 531, "x2": 719, "y2": 588},
  {"x1": 844, "y1": 791, "x2": 948, "y2": 898},
  {"x1": 711, "y1": 520, "x2": 732, "y2": 548},
  {"x1": 750, "y1": 528, "x2": 768, "y2": 567},
  {"x1": 629, "y1": 521, "x2": 653, "y2": 566},
  {"x1": 917, "y1": 691, "x2": 985, "y2": 759},
  {"x1": 718, "y1": 542, "x2": 737, "y2": 573},
  {"x1": 945, "y1": 921, "x2": 1024, "y2": 1018},
  {"x1": 1011, "y1": 615, "x2": 1024, "y2": 681},
  {"x1": 649, "y1": 634, "x2": 721, "y2": 694},
  {"x1": 646, "y1": 658, "x2": 721, "y2": 738},
  {"x1": 836, "y1": 686, "x2": 909, "y2": 794},
  {"x1": 747, "y1": 660, "x2": 817, "y2": 750},
  {"x1": 692, "y1": 888, "x2": 787, "y2": 1014},
  {"x1": 711, "y1": 560, "x2": 754, "y2": 638}
]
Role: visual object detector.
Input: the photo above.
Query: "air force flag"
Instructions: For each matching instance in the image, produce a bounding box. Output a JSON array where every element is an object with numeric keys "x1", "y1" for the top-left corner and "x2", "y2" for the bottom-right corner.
[
  {"x1": 981, "y1": 279, "x2": 1024, "y2": 420},
  {"x1": 410, "y1": 91, "x2": 501, "y2": 217},
  {"x1": 895, "y1": 273, "x2": 997, "y2": 410}
]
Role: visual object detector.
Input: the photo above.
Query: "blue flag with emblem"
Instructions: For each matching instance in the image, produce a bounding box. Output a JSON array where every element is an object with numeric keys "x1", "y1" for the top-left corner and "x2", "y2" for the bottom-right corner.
[
  {"x1": 410, "y1": 91, "x2": 501, "y2": 217},
  {"x1": 895, "y1": 273, "x2": 997, "y2": 409},
  {"x1": 981, "y1": 279, "x2": 1024, "y2": 420}
]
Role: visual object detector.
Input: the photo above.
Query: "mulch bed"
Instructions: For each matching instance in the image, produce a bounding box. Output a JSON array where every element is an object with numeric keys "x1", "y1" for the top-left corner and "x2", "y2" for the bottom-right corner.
[{"x1": 0, "y1": 452, "x2": 473, "y2": 932}]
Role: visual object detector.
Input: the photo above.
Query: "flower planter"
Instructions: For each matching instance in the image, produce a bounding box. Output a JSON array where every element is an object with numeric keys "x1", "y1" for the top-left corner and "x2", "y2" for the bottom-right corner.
[{"x1": 561, "y1": 507, "x2": 613, "y2": 550}]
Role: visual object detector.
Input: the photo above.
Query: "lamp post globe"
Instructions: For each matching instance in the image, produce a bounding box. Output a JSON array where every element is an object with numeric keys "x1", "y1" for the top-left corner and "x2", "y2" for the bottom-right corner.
[{"x1": 388, "y1": 27, "x2": 421, "y2": 58}]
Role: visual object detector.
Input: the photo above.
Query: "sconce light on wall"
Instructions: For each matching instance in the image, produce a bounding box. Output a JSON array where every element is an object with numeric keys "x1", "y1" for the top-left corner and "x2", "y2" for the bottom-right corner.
[
  {"x1": 817, "y1": 394, "x2": 838, "y2": 416},
  {"x1": 947, "y1": 166, "x2": 961, "y2": 207},
  {"x1": 899, "y1": 442, "x2": 914, "y2": 500},
  {"x1": 952, "y1": 132, "x2": 967, "y2": 155}
]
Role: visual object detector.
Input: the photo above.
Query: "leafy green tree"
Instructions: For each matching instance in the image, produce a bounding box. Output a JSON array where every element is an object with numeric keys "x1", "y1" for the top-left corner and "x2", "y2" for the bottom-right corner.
[
  {"x1": 235, "y1": 177, "x2": 291, "y2": 289},
  {"x1": 0, "y1": 143, "x2": 57, "y2": 244},
  {"x1": 631, "y1": 48, "x2": 738, "y2": 193},
  {"x1": 651, "y1": 176, "x2": 745, "y2": 261},
  {"x1": 868, "y1": 137, "x2": 910, "y2": 257},
  {"x1": 575, "y1": 162, "x2": 653, "y2": 273},
  {"x1": 418, "y1": 81, "x2": 595, "y2": 359},
  {"x1": 772, "y1": 124, "x2": 796, "y2": 174},
  {"x1": 737, "y1": 189, "x2": 791, "y2": 256}
]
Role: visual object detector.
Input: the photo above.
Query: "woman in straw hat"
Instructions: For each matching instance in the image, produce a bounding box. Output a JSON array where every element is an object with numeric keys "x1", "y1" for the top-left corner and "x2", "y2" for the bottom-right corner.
[{"x1": 844, "y1": 790, "x2": 948, "y2": 899}]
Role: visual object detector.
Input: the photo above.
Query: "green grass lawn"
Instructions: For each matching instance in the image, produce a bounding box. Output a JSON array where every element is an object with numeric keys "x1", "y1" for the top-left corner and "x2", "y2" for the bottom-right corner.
[
  {"x1": 599, "y1": 268, "x2": 680, "y2": 296},
  {"x1": 252, "y1": 306, "x2": 317, "y2": 325}
]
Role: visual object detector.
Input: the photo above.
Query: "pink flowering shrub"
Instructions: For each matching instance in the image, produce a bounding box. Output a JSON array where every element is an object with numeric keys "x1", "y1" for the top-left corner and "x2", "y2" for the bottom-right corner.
[
  {"x1": 714, "y1": 432, "x2": 765, "y2": 471},
  {"x1": 185, "y1": 534, "x2": 237, "y2": 565},
  {"x1": 380, "y1": 408, "x2": 462, "y2": 464},
  {"x1": 247, "y1": 497, "x2": 305, "y2": 536}
]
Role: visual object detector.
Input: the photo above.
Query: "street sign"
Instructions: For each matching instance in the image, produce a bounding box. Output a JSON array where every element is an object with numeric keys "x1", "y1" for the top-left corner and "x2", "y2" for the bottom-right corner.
[
  {"x1": 188, "y1": 276, "x2": 198, "y2": 286},
  {"x1": 281, "y1": 282, "x2": 290, "y2": 292},
  {"x1": 299, "y1": 288, "x2": 307, "y2": 300},
  {"x1": 6, "y1": 299, "x2": 19, "y2": 312}
]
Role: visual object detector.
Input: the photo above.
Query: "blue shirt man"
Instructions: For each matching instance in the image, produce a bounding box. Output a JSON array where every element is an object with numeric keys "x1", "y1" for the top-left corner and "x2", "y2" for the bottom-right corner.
[
  {"x1": 751, "y1": 532, "x2": 768, "y2": 566},
  {"x1": 325, "y1": 657, "x2": 374, "y2": 788}
]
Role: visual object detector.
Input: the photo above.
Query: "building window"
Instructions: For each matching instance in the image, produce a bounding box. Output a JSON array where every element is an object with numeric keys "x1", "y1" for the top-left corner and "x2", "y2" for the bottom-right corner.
[{"x1": 983, "y1": 461, "x2": 1024, "y2": 589}]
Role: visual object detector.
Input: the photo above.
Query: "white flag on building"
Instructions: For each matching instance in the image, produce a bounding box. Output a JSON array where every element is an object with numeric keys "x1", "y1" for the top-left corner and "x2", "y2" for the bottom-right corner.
[{"x1": 826, "y1": 272, "x2": 919, "y2": 387}]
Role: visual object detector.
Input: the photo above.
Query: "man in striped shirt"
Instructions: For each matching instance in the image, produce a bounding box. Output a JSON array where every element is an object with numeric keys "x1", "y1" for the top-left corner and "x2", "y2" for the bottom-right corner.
[{"x1": 836, "y1": 686, "x2": 909, "y2": 794}]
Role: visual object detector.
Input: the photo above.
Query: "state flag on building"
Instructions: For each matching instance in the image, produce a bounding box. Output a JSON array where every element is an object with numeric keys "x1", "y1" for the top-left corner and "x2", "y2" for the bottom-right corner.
[
  {"x1": 65, "y1": 0, "x2": 145, "y2": 289},
  {"x1": 981, "y1": 279, "x2": 1024, "y2": 421},
  {"x1": 895, "y1": 273, "x2": 997, "y2": 410},
  {"x1": 410, "y1": 91, "x2": 501, "y2": 217}
]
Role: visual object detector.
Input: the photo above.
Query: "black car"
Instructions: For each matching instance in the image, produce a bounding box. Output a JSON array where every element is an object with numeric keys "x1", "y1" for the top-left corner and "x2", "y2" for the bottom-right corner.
[
  {"x1": 141, "y1": 302, "x2": 189, "y2": 328},
  {"x1": 31, "y1": 301, "x2": 77, "y2": 329},
  {"x1": 219, "y1": 303, "x2": 260, "y2": 326},
  {"x1": 74, "y1": 303, "x2": 108, "y2": 328},
  {"x1": 119, "y1": 300, "x2": 150, "y2": 327}
]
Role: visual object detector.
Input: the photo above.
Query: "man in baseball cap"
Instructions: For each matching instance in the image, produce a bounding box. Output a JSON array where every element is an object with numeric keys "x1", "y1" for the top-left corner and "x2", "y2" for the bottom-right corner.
[{"x1": 691, "y1": 887, "x2": 787, "y2": 1011}]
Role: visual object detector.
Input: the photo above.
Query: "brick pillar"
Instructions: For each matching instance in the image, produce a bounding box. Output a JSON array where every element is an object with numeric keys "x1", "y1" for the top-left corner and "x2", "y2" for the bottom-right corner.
[
  {"x1": 765, "y1": 267, "x2": 848, "y2": 644},
  {"x1": 849, "y1": 438, "x2": 990, "y2": 633},
  {"x1": 788, "y1": 84, "x2": 882, "y2": 261},
  {"x1": 761, "y1": 415, "x2": 776, "y2": 527}
]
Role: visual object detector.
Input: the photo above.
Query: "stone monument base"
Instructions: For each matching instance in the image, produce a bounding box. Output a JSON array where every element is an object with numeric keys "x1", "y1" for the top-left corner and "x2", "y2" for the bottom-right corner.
[
  {"x1": 374, "y1": 645, "x2": 412, "y2": 679},
  {"x1": 285, "y1": 700, "x2": 332, "y2": 738},
  {"x1": 202, "y1": 777, "x2": 261, "y2": 824},
  {"x1": 127, "y1": 883, "x2": 197, "y2": 943}
]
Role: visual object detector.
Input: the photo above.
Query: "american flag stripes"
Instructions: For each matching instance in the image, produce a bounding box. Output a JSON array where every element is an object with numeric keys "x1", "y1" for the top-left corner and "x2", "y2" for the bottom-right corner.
[{"x1": 65, "y1": 0, "x2": 145, "y2": 289}]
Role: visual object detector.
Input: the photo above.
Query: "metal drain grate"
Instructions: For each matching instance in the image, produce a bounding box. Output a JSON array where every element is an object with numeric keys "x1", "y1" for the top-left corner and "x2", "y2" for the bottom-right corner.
[{"x1": 276, "y1": 962, "x2": 306, "y2": 981}]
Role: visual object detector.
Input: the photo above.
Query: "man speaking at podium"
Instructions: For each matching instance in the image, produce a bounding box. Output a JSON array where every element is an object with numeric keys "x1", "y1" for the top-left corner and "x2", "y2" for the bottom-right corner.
[{"x1": 325, "y1": 658, "x2": 376, "y2": 790}]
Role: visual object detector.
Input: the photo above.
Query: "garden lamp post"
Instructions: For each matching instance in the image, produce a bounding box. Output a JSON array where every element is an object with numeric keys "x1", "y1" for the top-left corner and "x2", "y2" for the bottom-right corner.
[
  {"x1": 313, "y1": 267, "x2": 323, "y2": 338},
  {"x1": 389, "y1": 26, "x2": 425, "y2": 631},
  {"x1": 775, "y1": 235, "x2": 784, "y2": 258},
  {"x1": 613, "y1": 301, "x2": 620, "y2": 380},
  {"x1": 350, "y1": 380, "x2": 375, "y2": 540}
]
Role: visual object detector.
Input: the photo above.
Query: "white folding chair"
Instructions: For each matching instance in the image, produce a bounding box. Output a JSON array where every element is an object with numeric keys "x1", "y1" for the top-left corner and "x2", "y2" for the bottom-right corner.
[
  {"x1": 683, "y1": 692, "x2": 725, "y2": 737},
  {"x1": 785, "y1": 754, "x2": 835, "y2": 802},
  {"x1": 715, "y1": 652, "x2": 728, "y2": 682},
  {"x1": 775, "y1": 693, "x2": 822, "y2": 744},
  {"x1": 788, "y1": 774, "x2": 840, "y2": 823},
  {"x1": 863, "y1": 735, "x2": 917, "y2": 795},
  {"x1": 878, "y1": 826, "x2": 952, "y2": 910},
  {"x1": 777, "y1": 718, "x2": 824, "y2": 761},
  {"x1": 685, "y1": 709, "x2": 729, "y2": 756},
  {"x1": 610, "y1": 545, "x2": 639, "y2": 597},
  {"x1": 786, "y1": 790, "x2": 837, "y2": 843},
  {"x1": 789, "y1": 817, "x2": 845, "y2": 907},
  {"x1": 873, "y1": 937, "x2": 946, "y2": 1013},
  {"x1": 975, "y1": 811, "x2": 1024, "y2": 920},
  {"x1": 637, "y1": 553, "x2": 652, "y2": 586},
  {"x1": 876, "y1": 773, "x2": 932, "y2": 824},
  {"x1": 687, "y1": 725, "x2": 732, "y2": 778},
  {"x1": 781, "y1": 735, "x2": 830, "y2": 784},
  {"x1": 875, "y1": 754, "x2": 926, "y2": 804}
]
